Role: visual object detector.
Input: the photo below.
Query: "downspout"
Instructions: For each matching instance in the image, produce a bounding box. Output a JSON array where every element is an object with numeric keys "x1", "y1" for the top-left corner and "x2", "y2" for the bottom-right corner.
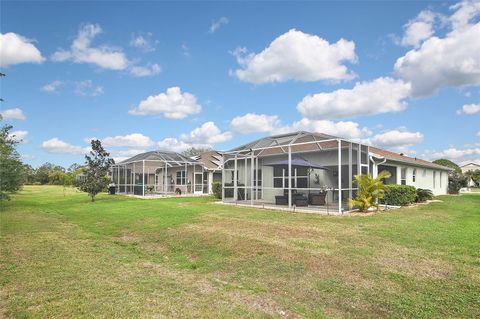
[{"x1": 369, "y1": 155, "x2": 386, "y2": 178}]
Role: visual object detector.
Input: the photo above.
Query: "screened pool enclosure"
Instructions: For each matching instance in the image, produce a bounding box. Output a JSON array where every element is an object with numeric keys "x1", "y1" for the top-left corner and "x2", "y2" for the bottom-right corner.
[
  {"x1": 221, "y1": 131, "x2": 371, "y2": 214},
  {"x1": 111, "y1": 151, "x2": 208, "y2": 196}
]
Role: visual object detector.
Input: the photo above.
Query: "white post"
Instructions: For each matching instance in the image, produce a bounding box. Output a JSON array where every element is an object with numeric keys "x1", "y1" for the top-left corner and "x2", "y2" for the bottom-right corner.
[
  {"x1": 357, "y1": 143, "x2": 361, "y2": 176},
  {"x1": 348, "y1": 143, "x2": 352, "y2": 199},
  {"x1": 244, "y1": 157, "x2": 248, "y2": 201},
  {"x1": 117, "y1": 165, "x2": 120, "y2": 193},
  {"x1": 185, "y1": 163, "x2": 188, "y2": 194},
  {"x1": 133, "y1": 162, "x2": 135, "y2": 193},
  {"x1": 255, "y1": 157, "x2": 259, "y2": 200},
  {"x1": 234, "y1": 154, "x2": 238, "y2": 201},
  {"x1": 164, "y1": 161, "x2": 168, "y2": 193},
  {"x1": 221, "y1": 154, "x2": 225, "y2": 201},
  {"x1": 250, "y1": 152, "x2": 254, "y2": 205},
  {"x1": 124, "y1": 164, "x2": 127, "y2": 194},
  {"x1": 288, "y1": 146, "x2": 292, "y2": 209},
  {"x1": 142, "y1": 160, "x2": 145, "y2": 197},
  {"x1": 338, "y1": 140, "x2": 342, "y2": 214}
]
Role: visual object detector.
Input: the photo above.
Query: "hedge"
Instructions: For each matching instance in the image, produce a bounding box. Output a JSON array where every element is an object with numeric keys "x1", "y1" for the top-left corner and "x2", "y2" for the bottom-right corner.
[
  {"x1": 212, "y1": 182, "x2": 222, "y2": 199},
  {"x1": 382, "y1": 184, "x2": 417, "y2": 206}
]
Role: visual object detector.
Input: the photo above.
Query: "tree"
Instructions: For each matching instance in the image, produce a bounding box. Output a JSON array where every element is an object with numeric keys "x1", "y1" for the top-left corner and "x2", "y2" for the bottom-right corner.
[
  {"x1": 448, "y1": 171, "x2": 468, "y2": 194},
  {"x1": 182, "y1": 146, "x2": 212, "y2": 158},
  {"x1": 348, "y1": 171, "x2": 391, "y2": 213},
  {"x1": 35, "y1": 162, "x2": 65, "y2": 184},
  {"x1": 78, "y1": 140, "x2": 114, "y2": 202},
  {"x1": 433, "y1": 159, "x2": 461, "y2": 173},
  {"x1": 0, "y1": 117, "x2": 25, "y2": 200},
  {"x1": 465, "y1": 169, "x2": 480, "y2": 187}
]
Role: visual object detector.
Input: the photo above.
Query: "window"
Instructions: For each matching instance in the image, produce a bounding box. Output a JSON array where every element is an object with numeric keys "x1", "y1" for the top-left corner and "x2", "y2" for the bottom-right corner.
[
  {"x1": 423, "y1": 169, "x2": 427, "y2": 177},
  {"x1": 273, "y1": 167, "x2": 307, "y2": 188},
  {"x1": 433, "y1": 171, "x2": 436, "y2": 188},
  {"x1": 401, "y1": 168, "x2": 407, "y2": 185},
  {"x1": 253, "y1": 169, "x2": 262, "y2": 187},
  {"x1": 412, "y1": 168, "x2": 416, "y2": 183},
  {"x1": 176, "y1": 170, "x2": 186, "y2": 185}
]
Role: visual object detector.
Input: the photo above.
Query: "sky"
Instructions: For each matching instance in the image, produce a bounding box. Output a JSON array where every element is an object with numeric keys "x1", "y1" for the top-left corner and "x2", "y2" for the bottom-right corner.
[{"x1": 1, "y1": 0, "x2": 479, "y2": 168}]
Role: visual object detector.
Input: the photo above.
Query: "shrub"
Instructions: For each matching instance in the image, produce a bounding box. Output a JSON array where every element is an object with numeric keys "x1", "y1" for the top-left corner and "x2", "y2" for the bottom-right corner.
[
  {"x1": 448, "y1": 171, "x2": 468, "y2": 194},
  {"x1": 383, "y1": 185, "x2": 417, "y2": 206},
  {"x1": 416, "y1": 188, "x2": 434, "y2": 202},
  {"x1": 212, "y1": 182, "x2": 222, "y2": 199},
  {"x1": 348, "y1": 171, "x2": 391, "y2": 212}
]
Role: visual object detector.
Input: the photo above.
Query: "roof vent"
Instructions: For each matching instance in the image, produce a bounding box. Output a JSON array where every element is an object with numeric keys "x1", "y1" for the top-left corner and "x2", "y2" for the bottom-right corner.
[{"x1": 399, "y1": 153, "x2": 404, "y2": 156}]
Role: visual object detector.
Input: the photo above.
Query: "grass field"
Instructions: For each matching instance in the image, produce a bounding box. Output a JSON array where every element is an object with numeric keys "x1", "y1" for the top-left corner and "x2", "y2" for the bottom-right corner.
[{"x1": 1, "y1": 186, "x2": 479, "y2": 318}]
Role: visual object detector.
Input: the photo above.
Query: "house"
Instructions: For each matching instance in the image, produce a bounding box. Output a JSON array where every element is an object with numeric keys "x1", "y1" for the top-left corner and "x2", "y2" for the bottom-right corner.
[
  {"x1": 220, "y1": 131, "x2": 451, "y2": 214},
  {"x1": 111, "y1": 131, "x2": 451, "y2": 213},
  {"x1": 193, "y1": 150, "x2": 223, "y2": 194},
  {"x1": 460, "y1": 162, "x2": 480, "y2": 174},
  {"x1": 111, "y1": 151, "x2": 209, "y2": 196}
]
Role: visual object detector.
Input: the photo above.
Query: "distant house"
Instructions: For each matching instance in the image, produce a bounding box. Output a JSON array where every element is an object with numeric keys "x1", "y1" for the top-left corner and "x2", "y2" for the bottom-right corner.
[
  {"x1": 460, "y1": 163, "x2": 480, "y2": 174},
  {"x1": 193, "y1": 150, "x2": 223, "y2": 194}
]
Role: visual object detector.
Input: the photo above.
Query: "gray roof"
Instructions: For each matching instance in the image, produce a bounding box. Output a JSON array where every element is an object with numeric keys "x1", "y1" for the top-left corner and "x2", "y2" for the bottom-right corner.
[
  {"x1": 117, "y1": 150, "x2": 199, "y2": 164},
  {"x1": 229, "y1": 131, "x2": 338, "y2": 152}
]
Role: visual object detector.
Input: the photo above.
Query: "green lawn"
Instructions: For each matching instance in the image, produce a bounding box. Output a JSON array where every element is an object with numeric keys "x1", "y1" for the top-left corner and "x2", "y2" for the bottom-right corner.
[{"x1": 1, "y1": 186, "x2": 479, "y2": 318}]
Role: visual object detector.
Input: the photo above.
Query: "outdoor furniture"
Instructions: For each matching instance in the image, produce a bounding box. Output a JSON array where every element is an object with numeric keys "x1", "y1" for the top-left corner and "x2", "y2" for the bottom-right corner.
[
  {"x1": 309, "y1": 192, "x2": 326, "y2": 205},
  {"x1": 294, "y1": 196, "x2": 308, "y2": 206},
  {"x1": 275, "y1": 190, "x2": 308, "y2": 206},
  {"x1": 275, "y1": 195, "x2": 288, "y2": 205}
]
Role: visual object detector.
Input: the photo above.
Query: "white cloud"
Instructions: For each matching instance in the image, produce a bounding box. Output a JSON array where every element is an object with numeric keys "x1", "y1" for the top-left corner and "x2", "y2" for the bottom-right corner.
[
  {"x1": 20, "y1": 154, "x2": 36, "y2": 161},
  {"x1": 297, "y1": 77, "x2": 411, "y2": 120},
  {"x1": 395, "y1": 3, "x2": 480, "y2": 97},
  {"x1": 42, "y1": 80, "x2": 63, "y2": 93},
  {"x1": 181, "y1": 43, "x2": 190, "y2": 57},
  {"x1": 129, "y1": 63, "x2": 161, "y2": 77},
  {"x1": 457, "y1": 103, "x2": 480, "y2": 114},
  {"x1": 129, "y1": 87, "x2": 202, "y2": 119},
  {"x1": 110, "y1": 148, "x2": 147, "y2": 163},
  {"x1": 98, "y1": 133, "x2": 154, "y2": 148},
  {"x1": 130, "y1": 33, "x2": 157, "y2": 52},
  {"x1": 232, "y1": 29, "x2": 357, "y2": 84},
  {"x1": 74, "y1": 80, "x2": 104, "y2": 96},
  {"x1": 52, "y1": 24, "x2": 129, "y2": 70},
  {"x1": 449, "y1": 0, "x2": 480, "y2": 31},
  {"x1": 0, "y1": 32, "x2": 45, "y2": 67},
  {"x1": 424, "y1": 147, "x2": 480, "y2": 160},
  {"x1": 274, "y1": 118, "x2": 371, "y2": 140},
  {"x1": 0, "y1": 108, "x2": 26, "y2": 120},
  {"x1": 181, "y1": 121, "x2": 232, "y2": 144},
  {"x1": 230, "y1": 113, "x2": 280, "y2": 134},
  {"x1": 400, "y1": 10, "x2": 438, "y2": 48},
  {"x1": 371, "y1": 129, "x2": 424, "y2": 148},
  {"x1": 209, "y1": 17, "x2": 229, "y2": 33},
  {"x1": 41, "y1": 138, "x2": 88, "y2": 155},
  {"x1": 157, "y1": 138, "x2": 202, "y2": 153},
  {"x1": 8, "y1": 130, "x2": 28, "y2": 144}
]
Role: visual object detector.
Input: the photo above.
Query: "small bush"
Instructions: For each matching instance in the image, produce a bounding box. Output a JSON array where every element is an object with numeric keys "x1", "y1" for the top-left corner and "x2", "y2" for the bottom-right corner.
[
  {"x1": 212, "y1": 182, "x2": 222, "y2": 199},
  {"x1": 383, "y1": 185, "x2": 417, "y2": 206},
  {"x1": 416, "y1": 188, "x2": 434, "y2": 202}
]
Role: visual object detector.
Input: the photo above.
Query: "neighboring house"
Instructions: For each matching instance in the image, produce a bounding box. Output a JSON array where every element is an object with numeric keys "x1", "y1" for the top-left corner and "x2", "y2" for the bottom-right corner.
[
  {"x1": 111, "y1": 151, "x2": 208, "y2": 196},
  {"x1": 220, "y1": 131, "x2": 451, "y2": 214},
  {"x1": 460, "y1": 163, "x2": 480, "y2": 174},
  {"x1": 193, "y1": 150, "x2": 223, "y2": 194}
]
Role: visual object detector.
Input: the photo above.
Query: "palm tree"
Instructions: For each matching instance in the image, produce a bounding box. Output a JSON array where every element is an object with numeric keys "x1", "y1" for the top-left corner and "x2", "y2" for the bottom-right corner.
[{"x1": 348, "y1": 170, "x2": 391, "y2": 213}]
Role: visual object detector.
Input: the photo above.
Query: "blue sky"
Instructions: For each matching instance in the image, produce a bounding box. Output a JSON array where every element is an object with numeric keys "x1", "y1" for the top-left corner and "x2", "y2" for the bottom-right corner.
[{"x1": 1, "y1": 0, "x2": 479, "y2": 168}]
